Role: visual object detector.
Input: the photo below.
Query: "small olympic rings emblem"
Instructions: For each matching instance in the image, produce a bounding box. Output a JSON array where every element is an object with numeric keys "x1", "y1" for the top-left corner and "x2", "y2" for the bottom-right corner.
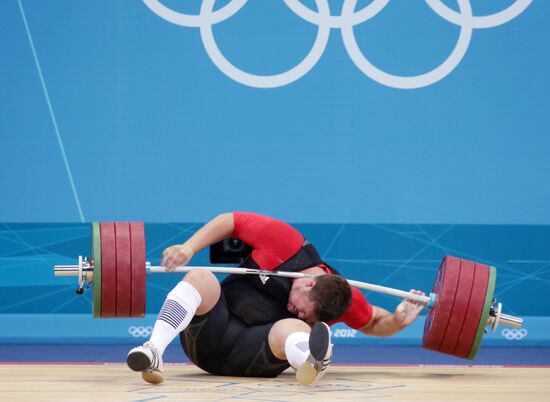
[
  {"x1": 128, "y1": 326, "x2": 154, "y2": 338},
  {"x1": 143, "y1": 0, "x2": 532, "y2": 88},
  {"x1": 501, "y1": 328, "x2": 528, "y2": 340}
]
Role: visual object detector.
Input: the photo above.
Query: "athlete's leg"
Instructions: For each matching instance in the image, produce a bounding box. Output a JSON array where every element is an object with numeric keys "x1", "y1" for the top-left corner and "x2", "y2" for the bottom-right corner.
[
  {"x1": 268, "y1": 318, "x2": 310, "y2": 361},
  {"x1": 127, "y1": 269, "x2": 221, "y2": 383},
  {"x1": 186, "y1": 318, "x2": 330, "y2": 380},
  {"x1": 268, "y1": 318, "x2": 333, "y2": 385}
]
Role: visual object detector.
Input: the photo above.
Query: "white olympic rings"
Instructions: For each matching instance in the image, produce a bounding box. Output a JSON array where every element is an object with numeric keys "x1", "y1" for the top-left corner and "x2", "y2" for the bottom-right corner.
[
  {"x1": 143, "y1": 0, "x2": 532, "y2": 89},
  {"x1": 128, "y1": 326, "x2": 154, "y2": 338},
  {"x1": 501, "y1": 328, "x2": 528, "y2": 340}
]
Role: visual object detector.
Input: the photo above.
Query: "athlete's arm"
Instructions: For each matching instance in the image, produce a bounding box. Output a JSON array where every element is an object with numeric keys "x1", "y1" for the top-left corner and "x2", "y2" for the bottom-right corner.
[
  {"x1": 358, "y1": 291, "x2": 425, "y2": 336},
  {"x1": 161, "y1": 211, "x2": 304, "y2": 271},
  {"x1": 231, "y1": 212, "x2": 303, "y2": 270},
  {"x1": 162, "y1": 213, "x2": 234, "y2": 271}
]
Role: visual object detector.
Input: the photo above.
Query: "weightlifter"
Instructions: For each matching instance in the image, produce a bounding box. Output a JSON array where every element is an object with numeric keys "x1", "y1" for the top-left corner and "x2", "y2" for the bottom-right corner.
[{"x1": 126, "y1": 212, "x2": 425, "y2": 384}]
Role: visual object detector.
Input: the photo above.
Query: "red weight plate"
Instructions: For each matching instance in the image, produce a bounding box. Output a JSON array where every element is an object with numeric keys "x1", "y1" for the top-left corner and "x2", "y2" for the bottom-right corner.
[
  {"x1": 453, "y1": 263, "x2": 490, "y2": 358},
  {"x1": 422, "y1": 256, "x2": 461, "y2": 351},
  {"x1": 130, "y1": 222, "x2": 146, "y2": 317},
  {"x1": 100, "y1": 222, "x2": 117, "y2": 318},
  {"x1": 115, "y1": 222, "x2": 132, "y2": 317},
  {"x1": 438, "y1": 258, "x2": 475, "y2": 355}
]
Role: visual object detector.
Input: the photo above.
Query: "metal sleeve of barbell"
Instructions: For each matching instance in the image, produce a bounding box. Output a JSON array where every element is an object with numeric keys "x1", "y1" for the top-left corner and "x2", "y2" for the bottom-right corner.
[
  {"x1": 148, "y1": 265, "x2": 432, "y2": 305},
  {"x1": 55, "y1": 265, "x2": 82, "y2": 276},
  {"x1": 499, "y1": 313, "x2": 523, "y2": 329}
]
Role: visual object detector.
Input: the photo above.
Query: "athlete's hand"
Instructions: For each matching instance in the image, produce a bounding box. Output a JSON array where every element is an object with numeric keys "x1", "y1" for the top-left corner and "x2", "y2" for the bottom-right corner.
[
  {"x1": 161, "y1": 243, "x2": 195, "y2": 272},
  {"x1": 393, "y1": 289, "x2": 425, "y2": 327}
]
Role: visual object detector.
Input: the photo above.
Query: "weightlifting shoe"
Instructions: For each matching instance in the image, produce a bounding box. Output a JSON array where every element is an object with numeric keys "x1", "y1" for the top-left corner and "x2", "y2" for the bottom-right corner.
[
  {"x1": 295, "y1": 322, "x2": 333, "y2": 385},
  {"x1": 127, "y1": 341, "x2": 164, "y2": 384}
]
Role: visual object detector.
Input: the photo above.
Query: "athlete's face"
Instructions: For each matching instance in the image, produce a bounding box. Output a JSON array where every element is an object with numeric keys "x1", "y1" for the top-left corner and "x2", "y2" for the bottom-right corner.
[{"x1": 287, "y1": 278, "x2": 317, "y2": 325}]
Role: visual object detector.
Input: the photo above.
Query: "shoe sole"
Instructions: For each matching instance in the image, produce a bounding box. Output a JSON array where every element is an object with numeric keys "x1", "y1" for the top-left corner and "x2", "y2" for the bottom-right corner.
[
  {"x1": 127, "y1": 351, "x2": 151, "y2": 372},
  {"x1": 142, "y1": 370, "x2": 164, "y2": 385},
  {"x1": 296, "y1": 362, "x2": 317, "y2": 385},
  {"x1": 308, "y1": 322, "x2": 330, "y2": 361}
]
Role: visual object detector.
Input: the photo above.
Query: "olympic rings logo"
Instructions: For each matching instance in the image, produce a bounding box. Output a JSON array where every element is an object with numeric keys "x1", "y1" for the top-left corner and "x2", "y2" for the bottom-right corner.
[
  {"x1": 143, "y1": 0, "x2": 532, "y2": 89},
  {"x1": 501, "y1": 328, "x2": 528, "y2": 340},
  {"x1": 128, "y1": 326, "x2": 154, "y2": 338}
]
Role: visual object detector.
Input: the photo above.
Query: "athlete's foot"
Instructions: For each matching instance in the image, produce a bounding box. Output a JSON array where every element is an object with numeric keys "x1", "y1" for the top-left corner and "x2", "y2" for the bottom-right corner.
[
  {"x1": 296, "y1": 322, "x2": 333, "y2": 385},
  {"x1": 127, "y1": 341, "x2": 164, "y2": 384}
]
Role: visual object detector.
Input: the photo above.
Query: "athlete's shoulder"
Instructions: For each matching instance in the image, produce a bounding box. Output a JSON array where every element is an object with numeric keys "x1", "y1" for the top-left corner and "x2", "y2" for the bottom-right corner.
[{"x1": 339, "y1": 288, "x2": 373, "y2": 329}]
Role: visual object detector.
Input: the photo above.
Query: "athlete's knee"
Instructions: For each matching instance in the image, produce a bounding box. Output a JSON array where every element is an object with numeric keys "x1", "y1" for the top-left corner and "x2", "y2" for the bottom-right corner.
[
  {"x1": 183, "y1": 269, "x2": 220, "y2": 315},
  {"x1": 268, "y1": 319, "x2": 311, "y2": 360}
]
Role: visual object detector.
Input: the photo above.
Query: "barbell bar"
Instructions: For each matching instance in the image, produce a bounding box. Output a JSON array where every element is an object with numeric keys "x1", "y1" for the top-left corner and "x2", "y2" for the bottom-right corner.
[
  {"x1": 56, "y1": 259, "x2": 521, "y2": 328},
  {"x1": 55, "y1": 262, "x2": 436, "y2": 305},
  {"x1": 53, "y1": 222, "x2": 523, "y2": 360}
]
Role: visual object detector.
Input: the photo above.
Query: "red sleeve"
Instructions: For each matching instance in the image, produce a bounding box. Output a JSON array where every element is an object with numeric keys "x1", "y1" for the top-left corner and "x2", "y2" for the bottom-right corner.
[
  {"x1": 231, "y1": 212, "x2": 304, "y2": 270},
  {"x1": 331, "y1": 288, "x2": 373, "y2": 329}
]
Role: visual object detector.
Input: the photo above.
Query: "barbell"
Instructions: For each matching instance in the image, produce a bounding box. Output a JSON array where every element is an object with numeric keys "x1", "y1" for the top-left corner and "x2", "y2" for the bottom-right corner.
[{"x1": 54, "y1": 222, "x2": 523, "y2": 360}]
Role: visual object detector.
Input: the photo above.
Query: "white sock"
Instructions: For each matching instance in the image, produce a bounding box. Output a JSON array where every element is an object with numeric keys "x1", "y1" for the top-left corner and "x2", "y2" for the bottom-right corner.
[
  {"x1": 285, "y1": 331, "x2": 310, "y2": 369},
  {"x1": 149, "y1": 280, "x2": 202, "y2": 356}
]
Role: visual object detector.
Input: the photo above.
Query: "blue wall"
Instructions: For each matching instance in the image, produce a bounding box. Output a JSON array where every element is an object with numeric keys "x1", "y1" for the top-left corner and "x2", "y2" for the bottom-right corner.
[
  {"x1": 1, "y1": 0, "x2": 549, "y2": 223},
  {"x1": 1, "y1": 1, "x2": 548, "y2": 346}
]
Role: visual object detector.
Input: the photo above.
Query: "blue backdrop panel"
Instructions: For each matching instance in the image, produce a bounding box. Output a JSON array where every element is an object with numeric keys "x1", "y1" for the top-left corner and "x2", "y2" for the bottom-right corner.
[
  {"x1": 0, "y1": 314, "x2": 538, "y2": 347},
  {"x1": 0, "y1": 222, "x2": 547, "y2": 345},
  {"x1": 1, "y1": 0, "x2": 549, "y2": 224}
]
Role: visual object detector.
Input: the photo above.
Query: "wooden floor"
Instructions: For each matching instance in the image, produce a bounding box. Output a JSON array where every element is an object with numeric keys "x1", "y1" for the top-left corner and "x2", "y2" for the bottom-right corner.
[{"x1": 1, "y1": 364, "x2": 549, "y2": 401}]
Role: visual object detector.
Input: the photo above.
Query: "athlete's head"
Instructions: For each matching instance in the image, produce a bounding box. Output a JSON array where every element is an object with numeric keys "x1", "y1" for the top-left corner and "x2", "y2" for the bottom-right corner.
[{"x1": 287, "y1": 274, "x2": 352, "y2": 325}]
